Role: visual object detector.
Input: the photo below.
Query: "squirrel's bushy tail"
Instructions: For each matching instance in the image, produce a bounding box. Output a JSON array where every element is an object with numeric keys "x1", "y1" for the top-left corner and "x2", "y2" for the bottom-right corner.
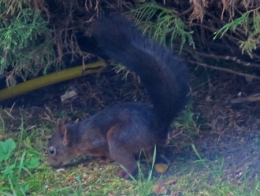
[{"x1": 94, "y1": 14, "x2": 189, "y2": 140}]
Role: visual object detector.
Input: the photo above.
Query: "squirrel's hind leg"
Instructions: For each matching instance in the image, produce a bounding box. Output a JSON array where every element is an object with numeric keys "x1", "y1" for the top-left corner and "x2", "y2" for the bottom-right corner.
[
  {"x1": 112, "y1": 149, "x2": 137, "y2": 179},
  {"x1": 107, "y1": 125, "x2": 138, "y2": 179}
]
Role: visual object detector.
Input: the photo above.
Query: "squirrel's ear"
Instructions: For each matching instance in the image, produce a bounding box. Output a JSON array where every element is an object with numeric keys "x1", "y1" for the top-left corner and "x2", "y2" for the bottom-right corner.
[{"x1": 57, "y1": 120, "x2": 69, "y2": 146}]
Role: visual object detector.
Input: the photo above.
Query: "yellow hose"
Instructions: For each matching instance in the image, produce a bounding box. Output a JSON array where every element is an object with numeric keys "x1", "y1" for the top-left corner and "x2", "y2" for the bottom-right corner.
[{"x1": 0, "y1": 61, "x2": 106, "y2": 102}]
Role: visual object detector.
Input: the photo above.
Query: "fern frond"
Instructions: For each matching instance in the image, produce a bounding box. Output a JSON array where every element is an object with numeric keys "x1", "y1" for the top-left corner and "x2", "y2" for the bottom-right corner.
[
  {"x1": 213, "y1": 12, "x2": 249, "y2": 39},
  {"x1": 130, "y1": 2, "x2": 194, "y2": 51}
]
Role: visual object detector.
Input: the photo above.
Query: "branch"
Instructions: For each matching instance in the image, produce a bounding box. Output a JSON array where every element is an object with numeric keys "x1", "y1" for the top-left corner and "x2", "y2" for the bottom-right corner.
[{"x1": 188, "y1": 60, "x2": 260, "y2": 80}]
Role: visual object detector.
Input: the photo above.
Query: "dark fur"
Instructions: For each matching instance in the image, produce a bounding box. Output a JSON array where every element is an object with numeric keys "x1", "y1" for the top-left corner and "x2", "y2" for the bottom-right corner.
[{"x1": 48, "y1": 14, "x2": 189, "y2": 178}]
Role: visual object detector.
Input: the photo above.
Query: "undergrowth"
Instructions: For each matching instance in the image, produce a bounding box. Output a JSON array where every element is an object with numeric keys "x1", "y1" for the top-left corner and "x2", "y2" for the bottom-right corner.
[
  {"x1": 129, "y1": 1, "x2": 195, "y2": 51},
  {"x1": 0, "y1": 1, "x2": 56, "y2": 86},
  {"x1": 214, "y1": 10, "x2": 260, "y2": 58}
]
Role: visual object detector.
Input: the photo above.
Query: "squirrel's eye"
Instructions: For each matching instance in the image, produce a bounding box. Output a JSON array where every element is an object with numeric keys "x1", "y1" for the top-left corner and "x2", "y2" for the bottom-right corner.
[{"x1": 49, "y1": 147, "x2": 56, "y2": 155}]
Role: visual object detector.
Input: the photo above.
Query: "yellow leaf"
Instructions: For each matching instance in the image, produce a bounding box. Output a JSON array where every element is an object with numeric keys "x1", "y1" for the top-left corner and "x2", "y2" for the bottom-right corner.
[{"x1": 155, "y1": 163, "x2": 169, "y2": 173}]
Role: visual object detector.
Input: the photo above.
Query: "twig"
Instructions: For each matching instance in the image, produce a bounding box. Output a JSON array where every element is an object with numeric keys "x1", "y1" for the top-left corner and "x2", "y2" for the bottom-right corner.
[
  {"x1": 188, "y1": 60, "x2": 260, "y2": 80},
  {"x1": 196, "y1": 52, "x2": 260, "y2": 68},
  {"x1": 229, "y1": 94, "x2": 260, "y2": 104}
]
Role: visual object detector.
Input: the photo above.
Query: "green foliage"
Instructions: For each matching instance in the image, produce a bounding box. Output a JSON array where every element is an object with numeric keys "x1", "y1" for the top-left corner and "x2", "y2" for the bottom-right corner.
[
  {"x1": 0, "y1": 0, "x2": 56, "y2": 86},
  {"x1": 130, "y1": 1, "x2": 195, "y2": 51},
  {"x1": 0, "y1": 137, "x2": 40, "y2": 195},
  {"x1": 0, "y1": 138, "x2": 16, "y2": 161},
  {"x1": 174, "y1": 101, "x2": 200, "y2": 137},
  {"x1": 214, "y1": 11, "x2": 260, "y2": 58},
  {"x1": 214, "y1": 13, "x2": 249, "y2": 38}
]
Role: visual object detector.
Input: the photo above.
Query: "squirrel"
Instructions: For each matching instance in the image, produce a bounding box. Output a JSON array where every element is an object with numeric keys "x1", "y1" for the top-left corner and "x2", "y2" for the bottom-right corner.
[{"x1": 47, "y1": 14, "x2": 189, "y2": 178}]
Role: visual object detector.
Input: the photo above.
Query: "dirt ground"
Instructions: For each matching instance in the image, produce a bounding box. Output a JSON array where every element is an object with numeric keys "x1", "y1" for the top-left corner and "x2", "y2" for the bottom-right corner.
[{"x1": 1, "y1": 66, "x2": 260, "y2": 183}]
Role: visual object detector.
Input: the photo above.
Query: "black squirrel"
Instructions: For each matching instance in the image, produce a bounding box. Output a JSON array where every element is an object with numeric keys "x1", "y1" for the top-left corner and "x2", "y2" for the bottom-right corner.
[{"x1": 47, "y1": 14, "x2": 189, "y2": 178}]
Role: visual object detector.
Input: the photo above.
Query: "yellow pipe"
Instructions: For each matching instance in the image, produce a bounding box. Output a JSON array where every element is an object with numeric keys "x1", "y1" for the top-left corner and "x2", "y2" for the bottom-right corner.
[{"x1": 0, "y1": 61, "x2": 106, "y2": 102}]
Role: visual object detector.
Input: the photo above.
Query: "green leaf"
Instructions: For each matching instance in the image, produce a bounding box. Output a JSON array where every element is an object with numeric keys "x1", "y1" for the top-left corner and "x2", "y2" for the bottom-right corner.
[
  {"x1": 0, "y1": 138, "x2": 16, "y2": 161},
  {"x1": 1, "y1": 163, "x2": 16, "y2": 175},
  {"x1": 24, "y1": 157, "x2": 40, "y2": 169},
  {"x1": 21, "y1": 183, "x2": 30, "y2": 193}
]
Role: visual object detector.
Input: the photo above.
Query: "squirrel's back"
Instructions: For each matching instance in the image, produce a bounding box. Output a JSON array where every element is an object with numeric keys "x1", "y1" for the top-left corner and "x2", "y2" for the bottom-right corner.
[{"x1": 94, "y1": 14, "x2": 189, "y2": 139}]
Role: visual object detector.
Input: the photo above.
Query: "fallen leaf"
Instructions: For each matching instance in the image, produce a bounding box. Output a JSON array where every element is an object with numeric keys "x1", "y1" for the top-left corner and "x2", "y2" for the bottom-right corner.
[
  {"x1": 153, "y1": 184, "x2": 167, "y2": 195},
  {"x1": 163, "y1": 179, "x2": 177, "y2": 185},
  {"x1": 155, "y1": 163, "x2": 169, "y2": 173}
]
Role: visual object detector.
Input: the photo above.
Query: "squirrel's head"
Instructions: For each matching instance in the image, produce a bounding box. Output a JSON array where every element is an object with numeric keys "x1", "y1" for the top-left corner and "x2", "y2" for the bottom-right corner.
[{"x1": 47, "y1": 121, "x2": 77, "y2": 167}]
